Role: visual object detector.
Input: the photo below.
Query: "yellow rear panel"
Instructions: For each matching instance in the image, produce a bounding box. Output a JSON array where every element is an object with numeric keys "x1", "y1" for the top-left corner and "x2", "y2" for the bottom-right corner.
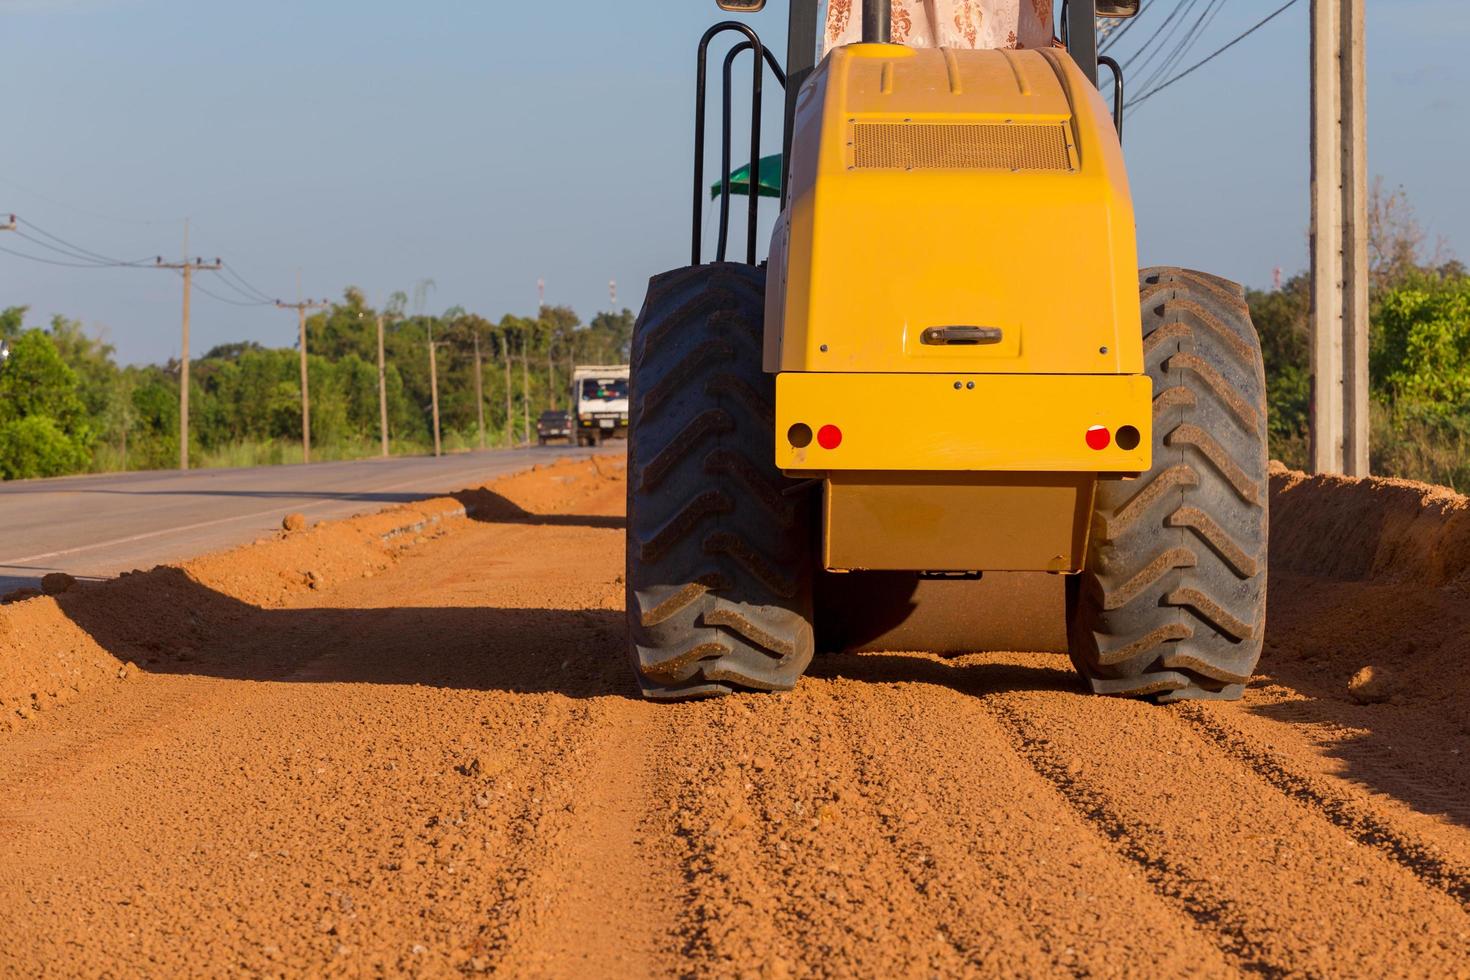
[{"x1": 776, "y1": 372, "x2": 1151, "y2": 472}]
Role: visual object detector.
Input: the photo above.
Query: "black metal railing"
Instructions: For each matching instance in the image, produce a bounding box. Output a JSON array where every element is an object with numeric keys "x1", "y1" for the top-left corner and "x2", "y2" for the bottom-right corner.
[
  {"x1": 692, "y1": 22, "x2": 786, "y2": 267},
  {"x1": 1097, "y1": 55, "x2": 1124, "y2": 141}
]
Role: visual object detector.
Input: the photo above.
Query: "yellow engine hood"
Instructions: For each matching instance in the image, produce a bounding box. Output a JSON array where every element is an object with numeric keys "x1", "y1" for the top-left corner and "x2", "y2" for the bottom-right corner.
[{"x1": 764, "y1": 44, "x2": 1142, "y2": 377}]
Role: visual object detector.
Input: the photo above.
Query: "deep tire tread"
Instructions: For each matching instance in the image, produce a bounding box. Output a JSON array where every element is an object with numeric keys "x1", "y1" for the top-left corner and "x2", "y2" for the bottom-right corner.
[
  {"x1": 626, "y1": 264, "x2": 814, "y2": 700},
  {"x1": 1068, "y1": 267, "x2": 1268, "y2": 702}
]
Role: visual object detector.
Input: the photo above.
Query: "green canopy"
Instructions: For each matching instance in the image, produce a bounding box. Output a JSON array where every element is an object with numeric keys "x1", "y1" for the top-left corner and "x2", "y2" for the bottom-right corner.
[{"x1": 710, "y1": 153, "x2": 783, "y2": 200}]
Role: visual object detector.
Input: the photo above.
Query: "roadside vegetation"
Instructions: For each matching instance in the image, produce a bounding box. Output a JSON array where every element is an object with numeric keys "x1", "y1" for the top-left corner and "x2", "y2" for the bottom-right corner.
[
  {"x1": 1253, "y1": 180, "x2": 1469, "y2": 490},
  {"x1": 0, "y1": 290, "x2": 633, "y2": 479}
]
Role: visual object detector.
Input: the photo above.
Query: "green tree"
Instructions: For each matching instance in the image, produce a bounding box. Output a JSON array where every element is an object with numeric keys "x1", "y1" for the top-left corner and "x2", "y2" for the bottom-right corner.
[
  {"x1": 1371, "y1": 271, "x2": 1470, "y2": 411},
  {"x1": 1246, "y1": 274, "x2": 1311, "y2": 467},
  {"x1": 584, "y1": 308, "x2": 635, "y2": 363},
  {"x1": 0, "y1": 306, "x2": 27, "y2": 340},
  {"x1": 0, "y1": 331, "x2": 96, "y2": 479},
  {"x1": 124, "y1": 369, "x2": 181, "y2": 471},
  {"x1": 0, "y1": 416, "x2": 92, "y2": 479},
  {"x1": 46, "y1": 314, "x2": 119, "y2": 421}
]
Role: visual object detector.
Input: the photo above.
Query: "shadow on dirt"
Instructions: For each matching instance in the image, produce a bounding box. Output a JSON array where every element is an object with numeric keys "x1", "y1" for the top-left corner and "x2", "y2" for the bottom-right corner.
[
  {"x1": 452, "y1": 487, "x2": 625, "y2": 530},
  {"x1": 53, "y1": 566, "x2": 643, "y2": 700},
  {"x1": 810, "y1": 649, "x2": 1082, "y2": 696},
  {"x1": 1245, "y1": 571, "x2": 1470, "y2": 830},
  {"x1": 32, "y1": 483, "x2": 628, "y2": 699},
  {"x1": 50, "y1": 565, "x2": 1068, "y2": 706}
]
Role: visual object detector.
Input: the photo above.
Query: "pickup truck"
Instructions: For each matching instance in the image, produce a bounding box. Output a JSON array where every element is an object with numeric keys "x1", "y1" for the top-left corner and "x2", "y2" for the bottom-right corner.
[{"x1": 536, "y1": 410, "x2": 573, "y2": 445}]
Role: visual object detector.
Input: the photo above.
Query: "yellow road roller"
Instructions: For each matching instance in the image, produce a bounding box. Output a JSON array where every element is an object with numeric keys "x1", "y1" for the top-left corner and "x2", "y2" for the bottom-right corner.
[{"x1": 626, "y1": 0, "x2": 1268, "y2": 702}]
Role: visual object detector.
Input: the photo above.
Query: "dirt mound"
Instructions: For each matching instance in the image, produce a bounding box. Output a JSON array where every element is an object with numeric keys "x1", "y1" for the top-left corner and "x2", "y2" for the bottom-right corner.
[
  {"x1": 1269, "y1": 466, "x2": 1470, "y2": 586},
  {"x1": 1263, "y1": 466, "x2": 1470, "y2": 763},
  {"x1": 0, "y1": 456, "x2": 616, "y2": 732}
]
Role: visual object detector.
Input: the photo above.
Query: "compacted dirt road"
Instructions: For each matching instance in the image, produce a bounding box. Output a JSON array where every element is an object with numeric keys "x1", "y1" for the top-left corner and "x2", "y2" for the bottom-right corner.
[{"x1": 3, "y1": 457, "x2": 1470, "y2": 977}]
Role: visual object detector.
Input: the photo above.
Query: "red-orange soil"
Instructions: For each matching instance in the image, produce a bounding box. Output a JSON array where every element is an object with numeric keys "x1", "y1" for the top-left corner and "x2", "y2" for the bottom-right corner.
[{"x1": 3, "y1": 456, "x2": 1469, "y2": 976}]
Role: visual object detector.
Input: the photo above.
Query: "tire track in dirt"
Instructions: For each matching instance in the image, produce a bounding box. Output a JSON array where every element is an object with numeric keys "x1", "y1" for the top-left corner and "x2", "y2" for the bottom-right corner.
[
  {"x1": 474, "y1": 702, "x2": 684, "y2": 977},
  {"x1": 811, "y1": 658, "x2": 1236, "y2": 975},
  {"x1": 655, "y1": 700, "x2": 803, "y2": 974},
  {"x1": 980, "y1": 663, "x2": 1470, "y2": 976},
  {"x1": 657, "y1": 692, "x2": 976, "y2": 976},
  {"x1": 1175, "y1": 700, "x2": 1470, "y2": 907}
]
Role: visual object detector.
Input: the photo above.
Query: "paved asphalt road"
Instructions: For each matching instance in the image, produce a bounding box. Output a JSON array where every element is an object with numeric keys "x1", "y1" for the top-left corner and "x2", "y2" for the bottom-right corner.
[{"x1": 0, "y1": 446, "x2": 606, "y2": 593}]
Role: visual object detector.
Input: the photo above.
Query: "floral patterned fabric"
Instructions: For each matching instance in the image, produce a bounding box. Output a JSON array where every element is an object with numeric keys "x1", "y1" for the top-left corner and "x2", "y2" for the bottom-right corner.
[{"x1": 823, "y1": 0, "x2": 1054, "y2": 55}]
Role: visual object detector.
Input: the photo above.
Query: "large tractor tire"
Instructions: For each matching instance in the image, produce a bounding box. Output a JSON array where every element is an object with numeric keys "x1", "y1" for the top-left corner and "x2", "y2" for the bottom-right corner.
[
  {"x1": 625, "y1": 263, "x2": 814, "y2": 699},
  {"x1": 1068, "y1": 268, "x2": 1269, "y2": 702}
]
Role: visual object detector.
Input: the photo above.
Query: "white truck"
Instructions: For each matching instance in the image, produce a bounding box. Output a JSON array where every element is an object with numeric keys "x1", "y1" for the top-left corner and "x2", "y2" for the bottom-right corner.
[{"x1": 570, "y1": 364, "x2": 629, "y2": 447}]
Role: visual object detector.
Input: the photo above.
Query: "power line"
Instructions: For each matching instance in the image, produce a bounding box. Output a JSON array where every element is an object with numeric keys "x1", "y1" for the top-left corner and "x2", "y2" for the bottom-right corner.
[
  {"x1": 0, "y1": 241, "x2": 148, "y2": 269},
  {"x1": 180, "y1": 271, "x2": 273, "y2": 307},
  {"x1": 1126, "y1": 0, "x2": 1209, "y2": 83},
  {"x1": 1100, "y1": 0, "x2": 1151, "y2": 54},
  {"x1": 0, "y1": 212, "x2": 292, "y2": 303},
  {"x1": 205, "y1": 268, "x2": 279, "y2": 305},
  {"x1": 16, "y1": 217, "x2": 152, "y2": 267},
  {"x1": 219, "y1": 262, "x2": 278, "y2": 303},
  {"x1": 1120, "y1": 0, "x2": 1195, "y2": 72},
  {"x1": 1131, "y1": 0, "x2": 1303, "y2": 108},
  {"x1": 12, "y1": 230, "x2": 154, "y2": 268},
  {"x1": 1134, "y1": 0, "x2": 1226, "y2": 97}
]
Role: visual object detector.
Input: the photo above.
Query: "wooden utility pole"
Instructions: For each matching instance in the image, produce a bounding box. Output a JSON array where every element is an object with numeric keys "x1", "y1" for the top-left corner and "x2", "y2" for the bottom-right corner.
[
  {"x1": 276, "y1": 297, "x2": 329, "y2": 464},
  {"x1": 427, "y1": 322, "x2": 443, "y2": 458},
  {"x1": 1310, "y1": 0, "x2": 1369, "y2": 476},
  {"x1": 472, "y1": 328, "x2": 487, "y2": 450},
  {"x1": 376, "y1": 313, "x2": 390, "y2": 457},
  {"x1": 154, "y1": 220, "x2": 221, "y2": 471}
]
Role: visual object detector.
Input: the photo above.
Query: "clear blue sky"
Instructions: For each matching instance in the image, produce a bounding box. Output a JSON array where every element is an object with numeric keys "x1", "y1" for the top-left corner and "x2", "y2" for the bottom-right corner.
[{"x1": 2, "y1": 0, "x2": 1464, "y2": 365}]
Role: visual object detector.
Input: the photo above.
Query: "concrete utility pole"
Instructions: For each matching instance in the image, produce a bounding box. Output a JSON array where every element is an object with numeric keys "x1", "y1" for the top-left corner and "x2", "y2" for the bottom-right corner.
[
  {"x1": 276, "y1": 297, "x2": 329, "y2": 464},
  {"x1": 0, "y1": 214, "x2": 15, "y2": 231},
  {"x1": 520, "y1": 332, "x2": 531, "y2": 446},
  {"x1": 502, "y1": 332, "x2": 513, "y2": 448},
  {"x1": 472, "y1": 328, "x2": 487, "y2": 450},
  {"x1": 155, "y1": 220, "x2": 221, "y2": 471},
  {"x1": 427, "y1": 323, "x2": 443, "y2": 458},
  {"x1": 1310, "y1": 0, "x2": 1369, "y2": 476},
  {"x1": 376, "y1": 313, "x2": 390, "y2": 457}
]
